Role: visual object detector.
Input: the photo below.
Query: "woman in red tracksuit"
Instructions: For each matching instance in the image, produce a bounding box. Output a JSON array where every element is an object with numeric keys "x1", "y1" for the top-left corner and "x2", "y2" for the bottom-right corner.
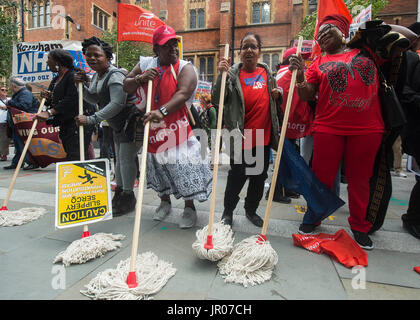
[{"x1": 289, "y1": 14, "x2": 384, "y2": 250}]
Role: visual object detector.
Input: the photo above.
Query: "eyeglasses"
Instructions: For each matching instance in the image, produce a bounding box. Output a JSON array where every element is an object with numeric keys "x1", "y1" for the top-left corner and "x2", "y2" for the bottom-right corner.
[
  {"x1": 241, "y1": 44, "x2": 259, "y2": 51},
  {"x1": 0, "y1": 89, "x2": 6, "y2": 92}
]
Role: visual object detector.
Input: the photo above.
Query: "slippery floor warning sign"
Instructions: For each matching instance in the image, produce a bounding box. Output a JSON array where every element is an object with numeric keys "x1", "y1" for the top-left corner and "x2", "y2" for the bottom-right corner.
[{"x1": 55, "y1": 159, "x2": 112, "y2": 229}]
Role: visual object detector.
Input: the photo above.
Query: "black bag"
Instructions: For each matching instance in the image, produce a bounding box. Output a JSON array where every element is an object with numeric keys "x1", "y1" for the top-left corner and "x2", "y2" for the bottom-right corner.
[
  {"x1": 377, "y1": 73, "x2": 407, "y2": 130},
  {"x1": 366, "y1": 50, "x2": 407, "y2": 130}
]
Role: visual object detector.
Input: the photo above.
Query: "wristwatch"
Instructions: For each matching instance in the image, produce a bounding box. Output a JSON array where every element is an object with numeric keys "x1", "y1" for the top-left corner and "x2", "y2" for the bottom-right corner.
[{"x1": 159, "y1": 106, "x2": 169, "y2": 117}]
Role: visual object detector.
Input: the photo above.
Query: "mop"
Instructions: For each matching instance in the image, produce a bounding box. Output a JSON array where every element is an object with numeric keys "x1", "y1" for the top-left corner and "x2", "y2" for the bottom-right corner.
[
  {"x1": 53, "y1": 83, "x2": 124, "y2": 265},
  {"x1": 81, "y1": 80, "x2": 176, "y2": 300},
  {"x1": 0, "y1": 98, "x2": 48, "y2": 226},
  {"x1": 192, "y1": 44, "x2": 234, "y2": 261},
  {"x1": 218, "y1": 37, "x2": 304, "y2": 287}
]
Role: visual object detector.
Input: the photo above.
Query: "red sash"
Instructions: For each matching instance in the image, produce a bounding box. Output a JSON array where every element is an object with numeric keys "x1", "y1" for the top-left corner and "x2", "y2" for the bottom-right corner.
[{"x1": 142, "y1": 60, "x2": 193, "y2": 153}]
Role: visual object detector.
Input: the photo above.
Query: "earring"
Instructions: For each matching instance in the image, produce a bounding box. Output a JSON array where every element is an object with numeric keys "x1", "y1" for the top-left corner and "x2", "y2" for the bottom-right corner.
[
  {"x1": 55, "y1": 65, "x2": 60, "y2": 72},
  {"x1": 342, "y1": 36, "x2": 346, "y2": 45}
]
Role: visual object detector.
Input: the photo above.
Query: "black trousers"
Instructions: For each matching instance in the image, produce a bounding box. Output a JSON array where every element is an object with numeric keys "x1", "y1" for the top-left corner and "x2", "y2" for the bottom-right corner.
[
  {"x1": 59, "y1": 122, "x2": 94, "y2": 162},
  {"x1": 224, "y1": 145, "x2": 270, "y2": 214},
  {"x1": 403, "y1": 151, "x2": 420, "y2": 225}
]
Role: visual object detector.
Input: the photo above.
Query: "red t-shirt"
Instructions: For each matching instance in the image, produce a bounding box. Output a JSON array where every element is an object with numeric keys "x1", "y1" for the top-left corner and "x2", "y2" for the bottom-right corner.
[
  {"x1": 240, "y1": 67, "x2": 271, "y2": 149},
  {"x1": 305, "y1": 48, "x2": 384, "y2": 135}
]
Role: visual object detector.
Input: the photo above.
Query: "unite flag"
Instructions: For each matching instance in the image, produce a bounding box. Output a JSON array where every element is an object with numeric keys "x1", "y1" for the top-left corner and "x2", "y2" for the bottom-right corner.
[
  {"x1": 117, "y1": 3, "x2": 165, "y2": 43},
  {"x1": 311, "y1": 0, "x2": 353, "y2": 59}
]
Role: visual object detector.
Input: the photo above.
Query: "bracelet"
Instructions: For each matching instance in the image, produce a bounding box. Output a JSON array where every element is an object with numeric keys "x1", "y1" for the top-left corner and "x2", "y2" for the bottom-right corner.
[
  {"x1": 135, "y1": 74, "x2": 143, "y2": 86},
  {"x1": 47, "y1": 109, "x2": 53, "y2": 116}
]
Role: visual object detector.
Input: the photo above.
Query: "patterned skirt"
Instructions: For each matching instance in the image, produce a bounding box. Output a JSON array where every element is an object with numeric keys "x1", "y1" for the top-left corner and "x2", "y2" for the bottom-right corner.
[{"x1": 146, "y1": 136, "x2": 212, "y2": 201}]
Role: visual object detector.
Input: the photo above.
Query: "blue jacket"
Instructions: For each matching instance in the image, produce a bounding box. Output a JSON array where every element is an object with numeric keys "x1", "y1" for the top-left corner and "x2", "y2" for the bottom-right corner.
[{"x1": 8, "y1": 87, "x2": 39, "y2": 113}]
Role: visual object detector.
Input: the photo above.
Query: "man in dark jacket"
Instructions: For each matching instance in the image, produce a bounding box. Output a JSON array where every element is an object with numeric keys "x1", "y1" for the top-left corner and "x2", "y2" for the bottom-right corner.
[
  {"x1": 5, "y1": 76, "x2": 39, "y2": 170},
  {"x1": 400, "y1": 24, "x2": 420, "y2": 239}
]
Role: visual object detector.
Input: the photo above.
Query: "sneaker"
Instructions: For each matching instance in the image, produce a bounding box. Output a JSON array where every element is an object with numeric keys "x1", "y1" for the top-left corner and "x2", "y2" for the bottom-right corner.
[
  {"x1": 351, "y1": 229, "x2": 374, "y2": 250},
  {"x1": 298, "y1": 223, "x2": 317, "y2": 235},
  {"x1": 3, "y1": 164, "x2": 17, "y2": 170},
  {"x1": 153, "y1": 201, "x2": 171, "y2": 221},
  {"x1": 392, "y1": 171, "x2": 407, "y2": 178},
  {"x1": 179, "y1": 207, "x2": 197, "y2": 229},
  {"x1": 23, "y1": 163, "x2": 39, "y2": 170}
]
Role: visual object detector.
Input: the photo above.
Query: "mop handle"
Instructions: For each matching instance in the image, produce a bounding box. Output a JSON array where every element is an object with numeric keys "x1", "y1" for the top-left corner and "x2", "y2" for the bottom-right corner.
[
  {"x1": 260, "y1": 37, "x2": 303, "y2": 237},
  {"x1": 208, "y1": 43, "x2": 229, "y2": 236},
  {"x1": 2, "y1": 98, "x2": 46, "y2": 208},
  {"x1": 77, "y1": 82, "x2": 90, "y2": 236},
  {"x1": 128, "y1": 80, "x2": 153, "y2": 274}
]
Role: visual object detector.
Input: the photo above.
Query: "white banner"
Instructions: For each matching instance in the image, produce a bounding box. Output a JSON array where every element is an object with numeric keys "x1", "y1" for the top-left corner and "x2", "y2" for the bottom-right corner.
[
  {"x1": 349, "y1": 5, "x2": 372, "y2": 40},
  {"x1": 12, "y1": 40, "x2": 94, "y2": 83}
]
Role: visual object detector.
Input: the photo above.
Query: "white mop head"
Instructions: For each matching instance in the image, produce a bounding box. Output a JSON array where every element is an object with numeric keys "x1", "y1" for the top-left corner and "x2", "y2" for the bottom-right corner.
[
  {"x1": 54, "y1": 233, "x2": 125, "y2": 267},
  {"x1": 80, "y1": 251, "x2": 177, "y2": 300},
  {"x1": 0, "y1": 207, "x2": 47, "y2": 227},
  {"x1": 192, "y1": 221, "x2": 234, "y2": 261},
  {"x1": 217, "y1": 235, "x2": 278, "y2": 287}
]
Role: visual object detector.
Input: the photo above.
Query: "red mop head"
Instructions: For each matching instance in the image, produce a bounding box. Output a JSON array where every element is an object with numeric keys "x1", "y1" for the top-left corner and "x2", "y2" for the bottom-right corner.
[
  {"x1": 257, "y1": 234, "x2": 267, "y2": 244},
  {"x1": 204, "y1": 235, "x2": 214, "y2": 250},
  {"x1": 126, "y1": 271, "x2": 138, "y2": 288},
  {"x1": 0, "y1": 206, "x2": 8, "y2": 211}
]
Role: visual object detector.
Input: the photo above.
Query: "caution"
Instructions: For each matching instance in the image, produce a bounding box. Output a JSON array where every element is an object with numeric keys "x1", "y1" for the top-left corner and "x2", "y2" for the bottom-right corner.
[{"x1": 55, "y1": 159, "x2": 112, "y2": 229}]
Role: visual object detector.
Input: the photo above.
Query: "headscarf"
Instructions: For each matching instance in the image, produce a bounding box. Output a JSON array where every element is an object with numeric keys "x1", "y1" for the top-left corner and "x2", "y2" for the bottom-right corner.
[{"x1": 318, "y1": 14, "x2": 351, "y2": 38}]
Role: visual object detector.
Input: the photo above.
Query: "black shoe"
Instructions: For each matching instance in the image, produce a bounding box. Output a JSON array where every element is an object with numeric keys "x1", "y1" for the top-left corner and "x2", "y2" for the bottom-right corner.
[
  {"x1": 23, "y1": 163, "x2": 39, "y2": 170},
  {"x1": 298, "y1": 223, "x2": 317, "y2": 235},
  {"x1": 4, "y1": 164, "x2": 17, "y2": 170},
  {"x1": 351, "y1": 229, "x2": 374, "y2": 250},
  {"x1": 112, "y1": 186, "x2": 123, "y2": 210},
  {"x1": 113, "y1": 191, "x2": 136, "y2": 217},
  {"x1": 402, "y1": 221, "x2": 420, "y2": 240},
  {"x1": 245, "y1": 211, "x2": 264, "y2": 227},
  {"x1": 285, "y1": 190, "x2": 300, "y2": 199},
  {"x1": 221, "y1": 209, "x2": 233, "y2": 227},
  {"x1": 272, "y1": 194, "x2": 291, "y2": 204}
]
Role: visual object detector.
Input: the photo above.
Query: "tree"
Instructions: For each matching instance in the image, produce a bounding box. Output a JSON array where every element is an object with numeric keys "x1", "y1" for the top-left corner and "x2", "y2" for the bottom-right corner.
[
  {"x1": 101, "y1": 22, "x2": 153, "y2": 72},
  {"x1": 298, "y1": 0, "x2": 389, "y2": 40},
  {"x1": 0, "y1": 0, "x2": 19, "y2": 79}
]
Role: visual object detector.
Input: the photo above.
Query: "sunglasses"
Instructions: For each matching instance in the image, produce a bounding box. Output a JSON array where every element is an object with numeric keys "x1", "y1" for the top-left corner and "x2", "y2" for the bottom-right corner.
[{"x1": 0, "y1": 89, "x2": 7, "y2": 92}]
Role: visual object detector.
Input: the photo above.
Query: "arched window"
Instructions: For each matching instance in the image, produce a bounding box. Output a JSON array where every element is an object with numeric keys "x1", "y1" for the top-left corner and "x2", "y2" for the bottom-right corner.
[
  {"x1": 189, "y1": 9, "x2": 196, "y2": 29},
  {"x1": 32, "y1": 2, "x2": 38, "y2": 28},
  {"x1": 252, "y1": 3, "x2": 260, "y2": 24},
  {"x1": 262, "y1": 3, "x2": 270, "y2": 23},
  {"x1": 39, "y1": 3, "x2": 44, "y2": 27},
  {"x1": 45, "y1": 1, "x2": 50, "y2": 26},
  {"x1": 197, "y1": 9, "x2": 204, "y2": 29},
  {"x1": 263, "y1": 54, "x2": 270, "y2": 66},
  {"x1": 252, "y1": 2, "x2": 271, "y2": 24}
]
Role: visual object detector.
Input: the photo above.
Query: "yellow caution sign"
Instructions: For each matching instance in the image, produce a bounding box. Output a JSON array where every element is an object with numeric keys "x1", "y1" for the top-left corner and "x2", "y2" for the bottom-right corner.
[{"x1": 55, "y1": 159, "x2": 112, "y2": 229}]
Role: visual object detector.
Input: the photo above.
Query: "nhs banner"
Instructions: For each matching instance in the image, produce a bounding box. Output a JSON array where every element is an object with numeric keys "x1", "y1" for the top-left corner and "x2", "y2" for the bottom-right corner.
[{"x1": 12, "y1": 40, "x2": 94, "y2": 83}]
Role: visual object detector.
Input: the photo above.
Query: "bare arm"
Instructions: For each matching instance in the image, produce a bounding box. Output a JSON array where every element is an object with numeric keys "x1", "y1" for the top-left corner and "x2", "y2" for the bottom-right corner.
[
  {"x1": 123, "y1": 62, "x2": 159, "y2": 94},
  {"x1": 288, "y1": 54, "x2": 318, "y2": 101}
]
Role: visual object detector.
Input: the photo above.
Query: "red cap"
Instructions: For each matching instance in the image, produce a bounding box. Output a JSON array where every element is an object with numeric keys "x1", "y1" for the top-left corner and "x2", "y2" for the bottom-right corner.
[
  {"x1": 153, "y1": 25, "x2": 177, "y2": 46},
  {"x1": 283, "y1": 47, "x2": 311, "y2": 60}
]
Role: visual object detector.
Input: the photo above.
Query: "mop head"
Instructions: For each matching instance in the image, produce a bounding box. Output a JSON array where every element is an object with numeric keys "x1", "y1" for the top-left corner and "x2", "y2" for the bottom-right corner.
[
  {"x1": 54, "y1": 233, "x2": 125, "y2": 267},
  {"x1": 0, "y1": 207, "x2": 47, "y2": 227},
  {"x1": 217, "y1": 235, "x2": 278, "y2": 287},
  {"x1": 192, "y1": 221, "x2": 234, "y2": 261},
  {"x1": 80, "y1": 251, "x2": 177, "y2": 300}
]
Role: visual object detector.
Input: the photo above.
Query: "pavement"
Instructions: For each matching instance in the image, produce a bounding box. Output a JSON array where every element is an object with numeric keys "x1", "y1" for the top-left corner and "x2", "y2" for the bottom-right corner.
[{"x1": 0, "y1": 147, "x2": 419, "y2": 302}]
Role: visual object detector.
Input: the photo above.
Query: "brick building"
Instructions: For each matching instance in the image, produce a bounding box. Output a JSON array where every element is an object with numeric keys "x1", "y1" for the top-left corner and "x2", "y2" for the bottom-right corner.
[{"x1": 377, "y1": 0, "x2": 418, "y2": 27}]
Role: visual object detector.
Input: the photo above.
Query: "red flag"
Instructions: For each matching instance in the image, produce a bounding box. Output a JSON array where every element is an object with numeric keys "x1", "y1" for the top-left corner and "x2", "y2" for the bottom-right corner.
[
  {"x1": 117, "y1": 3, "x2": 165, "y2": 43},
  {"x1": 10, "y1": 107, "x2": 67, "y2": 167},
  {"x1": 311, "y1": 0, "x2": 353, "y2": 59}
]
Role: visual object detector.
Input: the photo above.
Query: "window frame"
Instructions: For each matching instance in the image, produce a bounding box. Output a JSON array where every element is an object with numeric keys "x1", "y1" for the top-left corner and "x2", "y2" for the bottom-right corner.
[
  {"x1": 251, "y1": 1, "x2": 271, "y2": 24},
  {"x1": 92, "y1": 4, "x2": 111, "y2": 31}
]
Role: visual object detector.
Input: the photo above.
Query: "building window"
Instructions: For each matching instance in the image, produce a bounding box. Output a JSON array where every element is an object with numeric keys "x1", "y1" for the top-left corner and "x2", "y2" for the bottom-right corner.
[
  {"x1": 189, "y1": 8, "x2": 205, "y2": 29},
  {"x1": 29, "y1": 1, "x2": 51, "y2": 29},
  {"x1": 199, "y1": 56, "x2": 214, "y2": 83},
  {"x1": 252, "y1": 1, "x2": 270, "y2": 24},
  {"x1": 263, "y1": 53, "x2": 280, "y2": 72},
  {"x1": 92, "y1": 5, "x2": 110, "y2": 31}
]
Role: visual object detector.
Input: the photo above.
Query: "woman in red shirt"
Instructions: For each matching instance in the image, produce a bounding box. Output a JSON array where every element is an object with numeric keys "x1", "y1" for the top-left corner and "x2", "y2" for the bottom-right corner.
[{"x1": 289, "y1": 14, "x2": 384, "y2": 249}]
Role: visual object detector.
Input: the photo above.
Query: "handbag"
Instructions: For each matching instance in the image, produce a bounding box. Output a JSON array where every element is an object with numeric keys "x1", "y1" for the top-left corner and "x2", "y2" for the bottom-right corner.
[{"x1": 367, "y1": 51, "x2": 407, "y2": 129}]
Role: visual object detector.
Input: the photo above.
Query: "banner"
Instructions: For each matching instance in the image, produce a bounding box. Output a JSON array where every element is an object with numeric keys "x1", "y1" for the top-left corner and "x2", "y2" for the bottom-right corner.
[
  {"x1": 193, "y1": 80, "x2": 212, "y2": 104},
  {"x1": 9, "y1": 107, "x2": 67, "y2": 167},
  {"x1": 349, "y1": 5, "x2": 372, "y2": 40},
  {"x1": 117, "y1": 3, "x2": 165, "y2": 43},
  {"x1": 311, "y1": 0, "x2": 353, "y2": 60},
  {"x1": 55, "y1": 159, "x2": 112, "y2": 229},
  {"x1": 12, "y1": 40, "x2": 93, "y2": 84}
]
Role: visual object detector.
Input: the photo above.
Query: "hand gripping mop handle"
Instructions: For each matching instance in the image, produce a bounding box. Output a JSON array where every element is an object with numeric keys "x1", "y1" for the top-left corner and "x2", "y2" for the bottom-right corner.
[
  {"x1": 259, "y1": 37, "x2": 304, "y2": 243},
  {"x1": 205, "y1": 44, "x2": 230, "y2": 250},
  {"x1": 1, "y1": 98, "x2": 46, "y2": 210},
  {"x1": 78, "y1": 82, "x2": 90, "y2": 238},
  {"x1": 127, "y1": 80, "x2": 153, "y2": 288}
]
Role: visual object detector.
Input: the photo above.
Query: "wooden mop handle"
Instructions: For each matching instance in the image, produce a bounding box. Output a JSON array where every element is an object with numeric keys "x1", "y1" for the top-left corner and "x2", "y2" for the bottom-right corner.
[
  {"x1": 260, "y1": 37, "x2": 303, "y2": 237},
  {"x1": 207, "y1": 43, "x2": 229, "y2": 235},
  {"x1": 128, "y1": 80, "x2": 153, "y2": 276},
  {"x1": 2, "y1": 98, "x2": 46, "y2": 208}
]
